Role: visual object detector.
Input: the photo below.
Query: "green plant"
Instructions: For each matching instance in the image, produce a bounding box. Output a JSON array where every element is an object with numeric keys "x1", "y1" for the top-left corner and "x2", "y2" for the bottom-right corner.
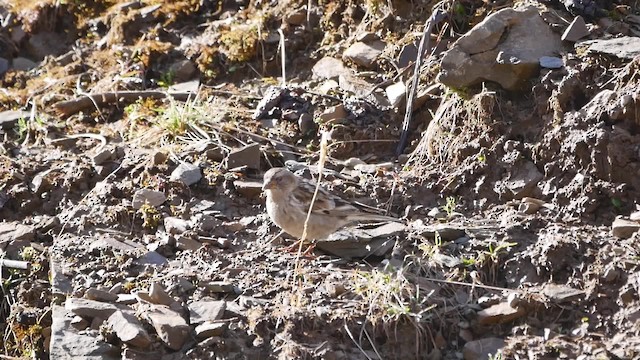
[
  {"x1": 138, "y1": 202, "x2": 161, "y2": 229},
  {"x1": 442, "y1": 196, "x2": 457, "y2": 218},
  {"x1": 19, "y1": 247, "x2": 37, "y2": 261},
  {"x1": 157, "y1": 70, "x2": 175, "y2": 88}
]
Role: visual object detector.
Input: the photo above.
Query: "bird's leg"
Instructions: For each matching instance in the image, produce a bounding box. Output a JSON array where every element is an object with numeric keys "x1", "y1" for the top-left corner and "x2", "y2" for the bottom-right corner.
[{"x1": 279, "y1": 240, "x2": 316, "y2": 258}]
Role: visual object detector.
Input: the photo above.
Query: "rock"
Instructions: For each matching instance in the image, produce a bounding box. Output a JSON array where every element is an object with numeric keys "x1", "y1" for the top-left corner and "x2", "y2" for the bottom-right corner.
[
  {"x1": 169, "y1": 59, "x2": 197, "y2": 82},
  {"x1": 312, "y1": 57, "x2": 351, "y2": 80},
  {"x1": 149, "y1": 282, "x2": 175, "y2": 306},
  {"x1": 582, "y1": 36, "x2": 640, "y2": 60},
  {"x1": 297, "y1": 113, "x2": 315, "y2": 134},
  {"x1": 612, "y1": 218, "x2": 640, "y2": 238},
  {"x1": 0, "y1": 222, "x2": 35, "y2": 256},
  {"x1": 398, "y1": 43, "x2": 418, "y2": 68},
  {"x1": 65, "y1": 298, "x2": 130, "y2": 320},
  {"x1": 411, "y1": 222, "x2": 466, "y2": 241},
  {"x1": 438, "y1": 7, "x2": 563, "y2": 90},
  {"x1": 145, "y1": 306, "x2": 190, "y2": 350},
  {"x1": 92, "y1": 148, "x2": 115, "y2": 165},
  {"x1": 195, "y1": 322, "x2": 227, "y2": 340},
  {"x1": 233, "y1": 180, "x2": 263, "y2": 198},
  {"x1": 116, "y1": 294, "x2": 137, "y2": 305},
  {"x1": 385, "y1": 81, "x2": 407, "y2": 107},
  {"x1": 168, "y1": 80, "x2": 200, "y2": 93},
  {"x1": 70, "y1": 316, "x2": 89, "y2": 330},
  {"x1": 317, "y1": 79, "x2": 340, "y2": 94},
  {"x1": 12, "y1": 57, "x2": 38, "y2": 71},
  {"x1": 132, "y1": 189, "x2": 166, "y2": 209},
  {"x1": 188, "y1": 300, "x2": 226, "y2": 324},
  {"x1": 107, "y1": 311, "x2": 152, "y2": 348},
  {"x1": 85, "y1": 288, "x2": 118, "y2": 303},
  {"x1": 477, "y1": 302, "x2": 526, "y2": 325},
  {"x1": 562, "y1": 16, "x2": 590, "y2": 42},
  {"x1": 26, "y1": 32, "x2": 67, "y2": 60},
  {"x1": 539, "y1": 56, "x2": 563, "y2": 69},
  {"x1": 343, "y1": 41, "x2": 386, "y2": 68},
  {"x1": 170, "y1": 163, "x2": 202, "y2": 186},
  {"x1": 316, "y1": 222, "x2": 405, "y2": 259},
  {"x1": 0, "y1": 57, "x2": 11, "y2": 74},
  {"x1": 10, "y1": 26, "x2": 26, "y2": 44},
  {"x1": 0, "y1": 110, "x2": 30, "y2": 129},
  {"x1": 135, "y1": 250, "x2": 168, "y2": 266},
  {"x1": 463, "y1": 337, "x2": 505, "y2": 360},
  {"x1": 631, "y1": 211, "x2": 640, "y2": 222},
  {"x1": 226, "y1": 143, "x2": 261, "y2": 170},
  {"x1": 164, "y1": 217, "x2": 190, "y2": 234},
  {"x1": 427, "y1": 207, "x2": 447, "y2": 220},
  {"x1": 253, "y1": 86, "x2": 286, "y2": 120},
  {"x1": 356, "y1": 32, "x2": 379, "y2": 43},
  {"x1": 284, "y1": 9, "x2": 306, "y2": 25},
  {"x1": 500, "y1": 160, "x2": 543, "y2": 199},
  {"x1": 201, "y1": 281, "x2": 234, "y2": 293},
  {"x1": 176, "y1": 235, "x2": 202, "y2": 251},
  {"x1": 50, "y1": 305, "x2": 119, "y2": 360},
  {"x1": 603, "y1": 266, "x2": 619, "y2": 283},
  {"x1": 542, "y1": 283, "x2": 585, "y2": 303},
  {"x1": 318, "y1": 104, "x2": 347, "y2": 123}
]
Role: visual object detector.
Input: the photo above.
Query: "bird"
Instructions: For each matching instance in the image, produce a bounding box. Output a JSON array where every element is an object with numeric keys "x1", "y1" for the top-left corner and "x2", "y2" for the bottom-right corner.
[{"x1": 262, "y1": 167, "x2": 399, "y2": 247}]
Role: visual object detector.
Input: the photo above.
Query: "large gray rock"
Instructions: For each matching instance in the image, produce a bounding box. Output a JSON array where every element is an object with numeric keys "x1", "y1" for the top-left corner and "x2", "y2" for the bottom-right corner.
[
  {"x1": 50, "y1": 305, "x2": 119, "y2": 360},
  {"x1": 107, "y1": 311, "x2": 152, "y2": 348},
  {"x1": 438, "y1": 6, "x2": 564, "y2": 90},
  {"x1": 145, "y1": 306, "x2": 190, "y2": 350}
]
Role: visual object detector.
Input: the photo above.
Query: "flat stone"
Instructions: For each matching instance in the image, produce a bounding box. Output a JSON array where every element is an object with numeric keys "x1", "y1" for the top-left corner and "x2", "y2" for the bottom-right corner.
[
  {"x1": 0, "y1": 110, "x2": 30, "y2": 129},
  {"x1": 343, "y1": 41, "x2": 386, "y2": 68},
  {"x1": 477, "y1": 302, "x2": 526, "y2": 325},
  {"x1": 501, "y1": 160, "x2": 543, "y2": 199},
  {"x1": 136, "y1": 250, "x2": 168, "y2": 266},
  {"x1": 11, "y1": 57, "x2": 38, "y2": 71},
  {"x1": 195, "y1": 321, "x2": 227, "y2": 340},
  {"x1": 253, "y1": 86, "x2": 285, "y2": 120},
  {"x1": 92, "y1": 148, "x2": 115, "y2": 165},
  {"x1": 176, "y1": 235, "x2": 202, "y2": 251},
  {"x1": 170, "y1": 163, "x2": 202, "y2": 186},
  {"x1": 168, "y1": 80, "x2": 200, "y2": 93},
  {"x1": 132, "y1": 189, "x2": 166, "y2": 209},
  {"x1": 542, "y1": 284, "x2": 585, "y2": 303},
  {"x1": 311, "y1": 57, "x2": 351, "y2": 80},
  {"x1": 318, "y1": 104, "x2": 347, "y2": 123},
  {"x1": 50, "y1": 305, "x2": 119, "y2": 360},
  {"x1": 116, "y1": 294, "x2": 138, "y2": 305},
  {"x1": 540, "y1": 56, "x2": 563, "y2": 69},
  {"x1": 65, "y1": 298, "x2": 131, "y2": 320},
  {"x1": 233, "y1": 180, "x2": 263, "y2": 198},
  {"x1": 107, "y1": 310, "x2": 152, "y2": 348},
  {"x1": 164, "y1": 216, "x2": 190, "y2": 234},
  {"x1": 145, "y1": 306, "x2": 190, "y2": 350},
  {"x1": 284, "y1": 9, "x2": 306, "y2": 25},
  {"x1": 226, "y1": 143, "x2": 261, "y2": 170},
  {"x1": 297, "y1": 113, "x2": 315, "y2": 135},
  {"x1": 85, "y1": 288, "x2": 118, "y2": 303},
  {"x1": 612, "y1": 218, "x2": 640, "y2": 238},
  {"x1": 583, "y1": 36, "x2": 640, "y2": 59},
  {"x1": 188, "y1": 300, "x2": 226, "y2": 324},
  {"x1": 70, "y1": 315, "x2": 89, "y2": 330},
  {"x1": 316, "y1": 223, "x2": 403, "y2": 259},
  {"x1": 562, "y1": 16, "x2": 590, "y2": 42},
  {"x1": 463, "y1": 337, "x2": 505, "y2": 360},
  {"x1": 201, "y1": 281, "x2": 234, "y2": 293}
]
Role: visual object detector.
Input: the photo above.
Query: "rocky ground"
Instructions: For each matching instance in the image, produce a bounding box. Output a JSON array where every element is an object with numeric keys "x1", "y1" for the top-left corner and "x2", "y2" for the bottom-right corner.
[{"x1": 1, "y1": 0, "x2": 640, "y2": 359}]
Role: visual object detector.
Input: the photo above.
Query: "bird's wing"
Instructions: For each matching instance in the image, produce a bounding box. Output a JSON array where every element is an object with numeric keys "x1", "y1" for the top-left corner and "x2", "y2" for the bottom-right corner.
[{"x1": 294, "y1": 178, "x2": 396, "y2": 222}]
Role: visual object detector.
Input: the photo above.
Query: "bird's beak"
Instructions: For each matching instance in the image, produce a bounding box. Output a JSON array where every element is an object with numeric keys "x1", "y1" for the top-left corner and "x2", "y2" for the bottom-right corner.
[{"x1": 262, "y1": 180, "x2": 276, "y2": 191}]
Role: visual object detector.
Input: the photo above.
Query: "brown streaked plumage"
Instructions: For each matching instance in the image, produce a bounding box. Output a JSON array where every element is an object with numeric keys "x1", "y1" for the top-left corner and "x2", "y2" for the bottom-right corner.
[{"x1": 262, "y1": 167, "x2": 399, "y2": 240}]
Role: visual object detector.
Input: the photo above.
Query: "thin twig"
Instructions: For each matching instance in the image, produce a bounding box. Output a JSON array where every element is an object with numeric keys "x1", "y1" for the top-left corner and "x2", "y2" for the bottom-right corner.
[
  {"x1": 53, "y1": 90, "x2": 195, "y2": 116},
  {"x1": 395, "y1": 7, "x2": 447, "y2": 156}
]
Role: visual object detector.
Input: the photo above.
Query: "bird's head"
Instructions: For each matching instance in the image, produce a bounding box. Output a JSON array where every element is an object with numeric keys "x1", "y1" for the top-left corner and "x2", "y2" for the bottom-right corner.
[{"x1": 262, "y1": 167, "x2": 297, "y2": 193}]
